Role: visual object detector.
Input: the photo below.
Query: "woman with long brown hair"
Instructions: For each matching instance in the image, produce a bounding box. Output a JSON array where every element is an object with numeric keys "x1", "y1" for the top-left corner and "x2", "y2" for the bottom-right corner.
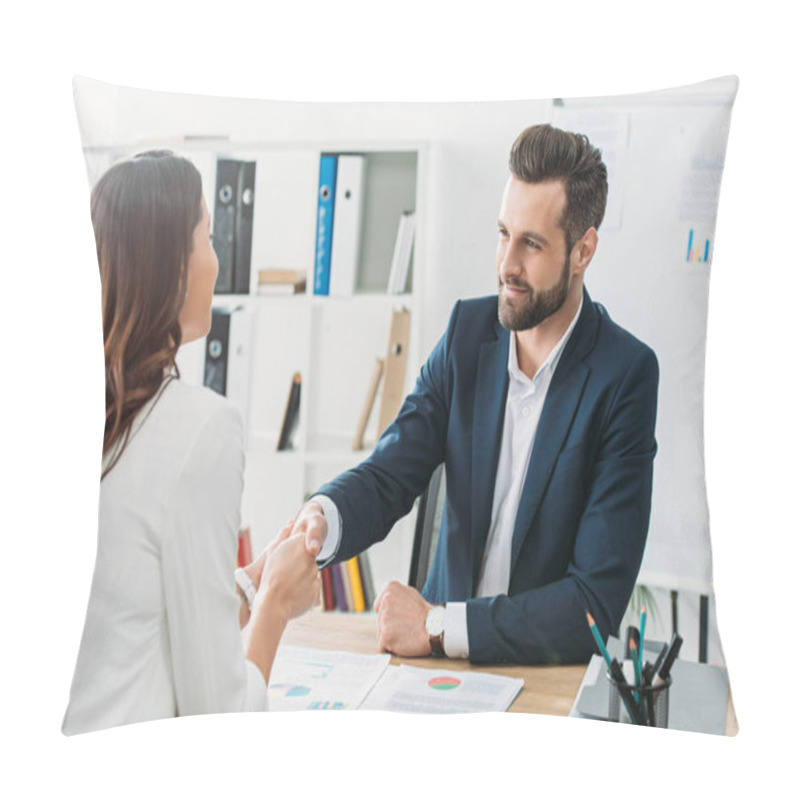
[{"x1": 63, "y1": 151, "x2": 320, "y2": 735}]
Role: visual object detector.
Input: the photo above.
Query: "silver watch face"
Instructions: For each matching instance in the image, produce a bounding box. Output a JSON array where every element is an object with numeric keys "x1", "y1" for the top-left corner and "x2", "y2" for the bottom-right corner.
[{"x1": 426, "y1": 606, "x2": 445, "y2": 636}]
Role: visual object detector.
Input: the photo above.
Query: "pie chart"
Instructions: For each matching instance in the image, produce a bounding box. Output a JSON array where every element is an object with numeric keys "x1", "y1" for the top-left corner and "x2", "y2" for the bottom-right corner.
[{"x1": 427, "y1": 676, "x2": 461, "y2": 691}]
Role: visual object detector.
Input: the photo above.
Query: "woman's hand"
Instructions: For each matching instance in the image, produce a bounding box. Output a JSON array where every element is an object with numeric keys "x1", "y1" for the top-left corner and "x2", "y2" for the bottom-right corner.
[
  {"x1": 243, "y1": 527, "x2": 321, "y2": 683},
  {"x1": 254, "y1": 531, "x2": 321, "y2": 625},
  {"x1": 238, "y1": 520, "x2": 294, "y2": 627},
  {"x1": 244, "y1": 519, "x2": 295, "y2": 591}
]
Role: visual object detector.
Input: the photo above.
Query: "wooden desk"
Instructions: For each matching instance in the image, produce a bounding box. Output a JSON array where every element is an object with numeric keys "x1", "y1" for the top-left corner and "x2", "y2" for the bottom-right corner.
[
  {"x1": 283, "y1": 610, "x2": 587, "y2": 717},
  {"x1": 284, "y1": 611, "x2": 738, "y2": 733}
]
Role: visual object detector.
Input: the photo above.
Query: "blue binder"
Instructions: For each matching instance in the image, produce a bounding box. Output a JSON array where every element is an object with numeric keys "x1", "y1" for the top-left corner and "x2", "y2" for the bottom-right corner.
[{"x1": 314, "y1": 154, "x2": 338, "y2": 295}]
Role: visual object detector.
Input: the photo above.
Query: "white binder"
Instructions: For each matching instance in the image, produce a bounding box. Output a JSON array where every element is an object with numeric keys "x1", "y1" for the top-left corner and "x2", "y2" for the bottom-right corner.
[
  {"x1": 329, "y1": 154, "x2": 366, "y2": 296},
  {"x1": 386, "y1": 211, "x2": 415, "y2": 294}
]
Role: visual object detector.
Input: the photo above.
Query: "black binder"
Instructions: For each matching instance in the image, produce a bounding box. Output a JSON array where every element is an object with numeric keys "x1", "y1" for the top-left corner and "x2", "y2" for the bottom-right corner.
[
  {"x1": 212, "y1": 158, "x2": 256, "y2": 295},
  {"x1": 277, "y1": 373, "x2": 302, "y2": 451},
  {"x1": 203, "y1": 308, "x2": 230, "y2": 395}
]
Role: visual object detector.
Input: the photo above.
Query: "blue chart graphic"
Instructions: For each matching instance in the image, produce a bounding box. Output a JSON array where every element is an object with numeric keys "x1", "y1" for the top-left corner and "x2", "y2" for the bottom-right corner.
[
  {"x1": 308, "y1": 700, "x2": 345, "y2": 710},
  {"x1": 686, "y1": 229, "x2": 711, "y2": 263},
  {"x1": 306, "y1": 662, "x2": 334, "y2": 679},
  {"x1": 272, "y1": 684, "x2": 311, "y2": 698}
]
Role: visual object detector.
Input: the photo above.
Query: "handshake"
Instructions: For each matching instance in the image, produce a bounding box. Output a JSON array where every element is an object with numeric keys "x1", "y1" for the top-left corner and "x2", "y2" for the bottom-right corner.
[{"x1": 241, "y1": 500, "x2": 439, "y2": 658}]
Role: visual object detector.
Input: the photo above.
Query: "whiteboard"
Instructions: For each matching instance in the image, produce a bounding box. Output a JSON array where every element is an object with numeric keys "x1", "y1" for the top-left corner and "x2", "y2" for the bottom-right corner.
[{"x1": 552, "y1": 76, "x2": 738, "y2": 593}]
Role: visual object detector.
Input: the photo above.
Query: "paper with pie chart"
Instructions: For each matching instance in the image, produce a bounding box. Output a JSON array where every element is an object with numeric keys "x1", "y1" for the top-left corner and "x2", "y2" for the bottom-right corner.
[
  {"x1": 268, "y1": 645, "x2": 391, "y2": 711},
  {"x1": 359, "y1": 665, "x2": 524, "y2": 713}
]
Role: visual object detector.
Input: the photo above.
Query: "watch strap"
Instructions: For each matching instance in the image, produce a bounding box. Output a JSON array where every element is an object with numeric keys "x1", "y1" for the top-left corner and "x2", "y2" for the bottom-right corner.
[
  {"x1": 427, "y1": 605, "x2": 446, "y2": 657},
  {"x1": 234, "y1": 567, "x2": 256, "y2": 610},
  {"x1": 429, "y1": 630, "x2": 446, "y2": 657}
]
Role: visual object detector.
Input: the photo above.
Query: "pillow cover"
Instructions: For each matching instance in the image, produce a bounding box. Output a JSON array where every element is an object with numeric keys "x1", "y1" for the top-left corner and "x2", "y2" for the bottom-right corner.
[{"x1": 69, "y1": 74, "x2": 737, "y2": 733}]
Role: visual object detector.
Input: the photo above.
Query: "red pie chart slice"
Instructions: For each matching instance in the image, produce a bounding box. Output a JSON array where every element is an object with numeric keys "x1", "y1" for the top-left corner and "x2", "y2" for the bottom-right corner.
[{"x1": 428, "y1": 676, "x2": 461, "y2": 691}]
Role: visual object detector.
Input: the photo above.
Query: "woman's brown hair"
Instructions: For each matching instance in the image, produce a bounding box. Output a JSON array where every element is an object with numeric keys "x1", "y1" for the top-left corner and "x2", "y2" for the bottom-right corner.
[{"x1": 93, "y1": 150, "x2": 203, "y2": 478}]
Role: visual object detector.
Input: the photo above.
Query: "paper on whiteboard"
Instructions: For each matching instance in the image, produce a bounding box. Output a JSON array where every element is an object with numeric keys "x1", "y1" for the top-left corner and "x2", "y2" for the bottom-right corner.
[
  {"x1": 679, "y1": 118, "x2": 728, "y2": 223},
  {"x1": 679, "y1": 164, "x2": 724, "y2": 222},
  {"x1": 359, "y1": 665, "x2": 524, "y2": 713},
  {"x1": 268, "y1": 645, "x2": 390, "y2": 711},
  {"x1": 551, "y1": 106, "x2": 630, "y2": 230}
]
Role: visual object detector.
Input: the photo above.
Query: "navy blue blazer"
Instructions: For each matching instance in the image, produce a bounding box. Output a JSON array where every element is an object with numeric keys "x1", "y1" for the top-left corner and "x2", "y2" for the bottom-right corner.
[{"x1": 319, "y1": 290, "x2": 659, "y2": 664}]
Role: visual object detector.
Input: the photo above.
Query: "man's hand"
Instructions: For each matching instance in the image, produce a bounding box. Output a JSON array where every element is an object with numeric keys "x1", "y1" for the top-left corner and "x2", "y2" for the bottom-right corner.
[
  {"x1": 373, "y1": 581, "x2": 433, "y2": 657},
  {"x1": 290, "y1": 500, "x2": 328, "y2": 558}
]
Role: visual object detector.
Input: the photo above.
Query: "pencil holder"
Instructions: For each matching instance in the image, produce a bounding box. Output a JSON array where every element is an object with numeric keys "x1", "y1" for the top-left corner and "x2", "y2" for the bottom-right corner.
[{"x1": 607, "y1": 673, "x2": 671, "y2": 728}]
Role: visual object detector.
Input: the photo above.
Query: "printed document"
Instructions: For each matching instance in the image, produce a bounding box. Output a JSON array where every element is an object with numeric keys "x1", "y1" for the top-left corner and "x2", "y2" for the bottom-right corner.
[
  {"x1": 359, "y1": 665, "x2": 524, "y2": 713},
  {"x1": 268, "y1": 645, "x2": 390, "y2": 711}
]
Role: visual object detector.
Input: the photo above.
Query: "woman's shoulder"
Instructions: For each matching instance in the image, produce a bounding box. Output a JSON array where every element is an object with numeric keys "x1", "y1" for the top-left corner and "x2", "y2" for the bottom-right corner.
[
  {"x1": 112, "y1": 378, "x2": 243, "y2": 474},
  {"x1": 158, "y1": 377, "x2": 237, "y2": 418},
  {"x1": 158, "y1": 380, "x2": 244, "y2": 492},
  {"x1": 156, "y1": 379, "x2": 243, "y2": 445}
]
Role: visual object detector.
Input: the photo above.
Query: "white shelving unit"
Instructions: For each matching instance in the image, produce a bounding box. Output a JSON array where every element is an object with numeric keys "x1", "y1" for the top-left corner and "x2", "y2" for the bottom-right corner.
[
  {"x1": 216, "y1": 286, "x2": 423, "y2": 595},
  {"x1": 85, "y1": 139, "x2": 426, "y2": 594}
]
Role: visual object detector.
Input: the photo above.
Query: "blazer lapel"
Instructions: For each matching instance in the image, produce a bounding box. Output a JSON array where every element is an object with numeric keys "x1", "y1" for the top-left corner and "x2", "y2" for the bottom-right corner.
[
  {"x1": 470, "y1": 320, "x2": 509, "y2": 593},
  {"x1": 509, "y1": 293, "x2": 599, "y2": 573}
]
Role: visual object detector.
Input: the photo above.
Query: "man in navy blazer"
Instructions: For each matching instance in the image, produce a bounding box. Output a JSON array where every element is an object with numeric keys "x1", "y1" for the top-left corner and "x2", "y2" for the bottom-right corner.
[{"x1": 295, "y1": 124, "x2": 658, "y2": 665}]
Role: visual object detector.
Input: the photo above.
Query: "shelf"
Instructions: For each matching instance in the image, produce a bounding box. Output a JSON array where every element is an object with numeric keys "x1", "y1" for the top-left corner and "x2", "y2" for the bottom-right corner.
[
  {"x1": 81, "y1": 138, "x2": 427, "y2": 156},
  {"x1": 245, "y1": 433, "x2": 305, "y2": 456},
  {"x1": 216, "y1": 291, "x2": 413, "y2": 305},
  {"x1": 246, "y1": 434, "x2": 372, "y2": 463},
  {"x1": 304, "y1": 434, "x2": 373, "y2": 462}
]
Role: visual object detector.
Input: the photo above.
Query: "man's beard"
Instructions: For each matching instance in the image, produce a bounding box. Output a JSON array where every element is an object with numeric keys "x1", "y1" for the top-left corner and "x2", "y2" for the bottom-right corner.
[{"x1": 498, "y1": 255, "x2": 571, "y2": 331}]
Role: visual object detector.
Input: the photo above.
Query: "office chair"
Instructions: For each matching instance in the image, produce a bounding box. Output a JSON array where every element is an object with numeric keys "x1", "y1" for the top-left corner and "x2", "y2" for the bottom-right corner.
[{"x1": 408, "y1": 463, "x2": 446, "y2": 591}]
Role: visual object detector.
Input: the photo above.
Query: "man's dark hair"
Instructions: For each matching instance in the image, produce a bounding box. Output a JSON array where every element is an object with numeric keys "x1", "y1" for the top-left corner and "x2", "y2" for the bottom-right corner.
[{"x1": 509, "y1": 124, "x2": 608, "y2": 251}]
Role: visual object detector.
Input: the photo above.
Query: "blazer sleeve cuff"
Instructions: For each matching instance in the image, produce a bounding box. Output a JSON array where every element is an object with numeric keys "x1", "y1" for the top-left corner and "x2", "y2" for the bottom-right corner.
[{"x1": 312, "y1": 494, "x2": 341, "y2": 566}]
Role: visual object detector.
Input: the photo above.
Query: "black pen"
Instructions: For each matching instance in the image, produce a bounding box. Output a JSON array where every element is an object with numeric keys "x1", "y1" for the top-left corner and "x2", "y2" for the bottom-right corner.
[
  {"x1": 609, "y1": 657, "x2": 646, "y2": 726},
  {"x1": 652, "y1": 633, "x2": 683, "y2": 688},
  {"x1": 650, "y1": 640, "x2": 669, "y2": 679},
  {"x1": 642, "y1": 662, "x2": 655, "y2": 726}
]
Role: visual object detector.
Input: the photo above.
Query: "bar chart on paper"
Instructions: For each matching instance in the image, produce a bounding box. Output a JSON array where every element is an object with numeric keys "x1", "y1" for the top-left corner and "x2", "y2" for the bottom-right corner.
[
  {"x1": 268, "y1": 645, "x2": 390, "y2": 711},
  {"x1": 686, "y1": 228, "x2": 712, "y2": 264}
]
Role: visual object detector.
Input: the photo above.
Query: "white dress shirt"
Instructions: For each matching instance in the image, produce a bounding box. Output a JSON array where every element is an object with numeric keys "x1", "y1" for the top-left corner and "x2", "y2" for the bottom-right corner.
[
  {"x1": 444, "y1": 297, "x2": 582, "y2": 656},
  {"x1": 63, "y1": 379, "x2": 268, "y2": 735},
  {"x1": 318, "y1": 298, "x2": 582, "y2": 658}
]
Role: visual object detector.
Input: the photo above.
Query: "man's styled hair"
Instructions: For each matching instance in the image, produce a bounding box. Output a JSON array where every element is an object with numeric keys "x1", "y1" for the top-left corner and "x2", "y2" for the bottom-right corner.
[{"x1": 509, "y1": 124, "x2": 608, "y2": 251}]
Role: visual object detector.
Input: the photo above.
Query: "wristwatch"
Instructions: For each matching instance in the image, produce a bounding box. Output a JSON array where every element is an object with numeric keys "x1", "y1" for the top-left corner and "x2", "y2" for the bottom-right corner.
[
  {"x1": 425, "y1": 605, "x2": 446, "y2": 657},
  {"x1": 234, "y1": 567, "x2": 256, "y2": 610}
]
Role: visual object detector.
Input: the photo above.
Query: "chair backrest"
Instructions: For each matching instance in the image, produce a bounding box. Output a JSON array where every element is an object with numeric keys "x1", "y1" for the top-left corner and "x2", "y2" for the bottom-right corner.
[{"x1": 408, "y1": 464, "x2": 446, "y2": 591}]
